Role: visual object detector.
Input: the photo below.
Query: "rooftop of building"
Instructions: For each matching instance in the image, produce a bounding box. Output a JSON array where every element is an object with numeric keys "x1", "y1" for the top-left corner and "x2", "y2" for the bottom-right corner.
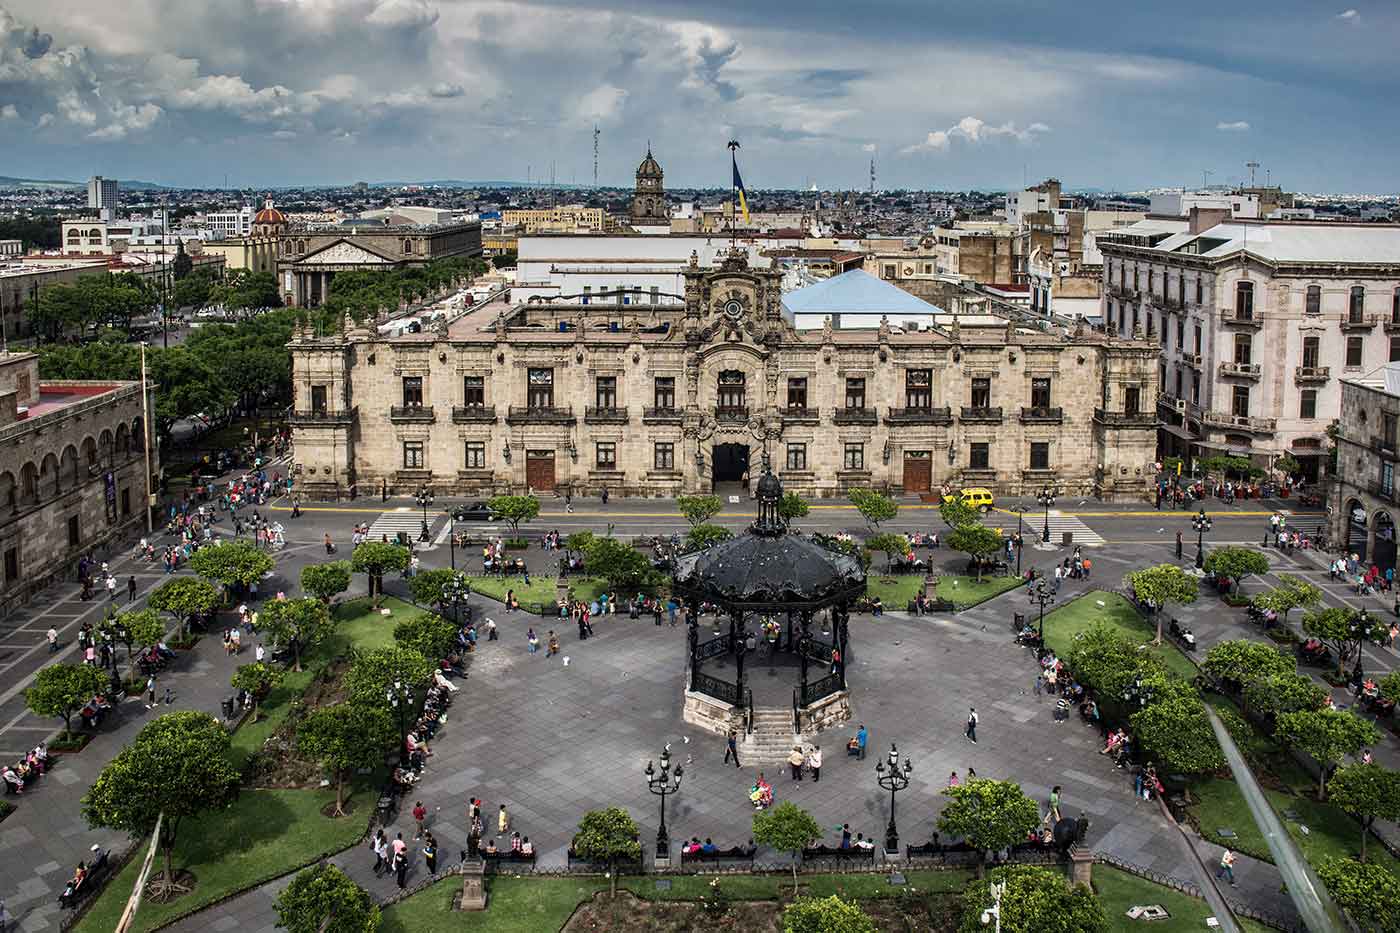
[
  {"x1": 1344, "y1": 361, "x2": 1400, "y2": 396},
  {"x1": 782, "y1": 269, "x2": 947, "y2": 317},
  {"x1": 1155, "y1": 221, "x2": 1400, "y2": 264}
]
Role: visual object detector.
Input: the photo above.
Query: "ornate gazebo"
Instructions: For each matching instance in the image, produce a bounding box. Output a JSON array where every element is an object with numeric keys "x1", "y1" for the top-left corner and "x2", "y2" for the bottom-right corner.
[{"x1": 671, "y1": 466, "x2": 866, "y2": 735}]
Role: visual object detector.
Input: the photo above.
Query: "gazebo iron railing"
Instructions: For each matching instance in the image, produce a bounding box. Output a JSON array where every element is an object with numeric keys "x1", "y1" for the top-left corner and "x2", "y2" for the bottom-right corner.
[
  {"x1": 693, "y1": 671, "x2": 741, "y2": 705},
  {"x1": 799, "y1": 673, "x2": 842, "y2": 707}
]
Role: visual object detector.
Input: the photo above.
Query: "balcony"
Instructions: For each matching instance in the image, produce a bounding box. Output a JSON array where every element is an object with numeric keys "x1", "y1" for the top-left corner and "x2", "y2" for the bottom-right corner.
[
  {"x1": 288, "y1": 408, "x2": 355, "y2": 426},
  {"x1": 884, "y1": 406, "x2": 953, "y2": 426},
  {"x1": 642, "y1": 406, "x2": 684, "y2": 425},
  {"x1": 1219, "y1": 310, "x2": 1263, "y2": 330},
  {"x1": 1093, "y1": 409, "x2": 1157, "y2": 429},
  {"x1": 389, "y1": 405, "x2": 436, "y2": 423},
  {"x1": 505, "y1": 405, "x2": 576, "y2": 425},
  {"x1": 584, "y1": 406, "x2": 630, "y2": 425},
  {"x1": 960, "y1": 406, "x2": 1005, "y2": 424},
  {"x1": 1368, "y1": 481, "x2": 1397, "y2": 503},
  {"x1": 1294, "y1": 366, "x2": 1331, "y2": 385},
  {"x1": 1384, "y1": 318, "x2": 1400, "y2": 335},
  {"x1": 1371, "y1": 435, "x2": 1398, "y2": 458},
  {"x1": 780, "y1": 406, "x2": 821, "y2": 426},
  {"x1": 832, "y1": 407, "x2": 878, "y2": 426},
  {"x1": 1218, "y1": 361, "x2": 1262, "y2": 381},
  {"x1": 1107, "y1": 283, "x2": 1136, "y2": 300},
  {"x1": 1181, "y1": 352, "x2": 1204, "y2": 371},
  {"x1": 1340, "y1": 313, "x2": 1380, "y2": 332},
  {"x1": 451, "y1": 405, "x2": 497, "y2": 424},
  {"x1": 1201, "y1": 410, "x2": 1277, "y2": 434},
  {"x1": 1020, "y1": 406, "x2": 1064, "y2": 424},
  {"x1": 715, "y1": 406, "x2": 750, "y2": 424}
]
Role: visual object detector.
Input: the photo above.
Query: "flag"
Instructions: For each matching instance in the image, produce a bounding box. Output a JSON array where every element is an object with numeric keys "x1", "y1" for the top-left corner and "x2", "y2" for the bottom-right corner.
[{"x1": 732, "y1": 158, "x2": 750, "y2": 225}]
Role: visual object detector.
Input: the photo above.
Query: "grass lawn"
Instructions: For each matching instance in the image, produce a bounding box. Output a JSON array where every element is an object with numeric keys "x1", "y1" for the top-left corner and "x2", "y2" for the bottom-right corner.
[
  {"x1": 329, "y1": 596, "x2": 415, "y2": 653},
  {"x1": 1040, "y1": 591, "x2": 1199, "y2": 681},
  {"x1": 1094, "y1": 866, "x2": 1274, "y2": 933},
  {"x1": 865, "y1": 574, "x2": 1021, "y2": 613},
  {"x1": 380, "y1": 876, "x2": 608, "y2": 933},
  {"x1": 467, "y1": 574, "x2": 562, "y2": 613},
  {"x1": 74, "y1": 789, "x2": 366, "y2": 933}
]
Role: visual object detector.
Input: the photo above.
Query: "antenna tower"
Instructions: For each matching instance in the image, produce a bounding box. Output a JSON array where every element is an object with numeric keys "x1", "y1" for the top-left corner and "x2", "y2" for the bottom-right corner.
[
  {"x1": 1246, "y1": 161, "x2": 1260, "y2": 187},
  {"x1": 593, "y1": 125, "x2": 600, "y2": 188}
]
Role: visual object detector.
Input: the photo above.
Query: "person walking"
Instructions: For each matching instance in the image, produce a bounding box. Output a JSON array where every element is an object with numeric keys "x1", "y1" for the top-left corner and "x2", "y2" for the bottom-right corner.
[
  {"x1": 412, "y1": 800, "x2": 427, "y2": 839},
  {"x1": 527, "y1": 627, "x2": 539, "y2": 654},
  {"x1": 498, "y1": 804, "x2": 510, "y2": 836},
  {"x1": 46, "y1": 627, "x2": 59, "y2": 653},
  {"x1": 787, "y1": 745, "x2": 805, "y2": 781},
  {"x1": 1175, "y1": 530, "x2": 1183, "y2": 559},
  {"x1": 546, "y1": 631, "x2": 559, "y2": 658},
  {"x1": 807, "y1": 745, "x2": 822, "y2": 783},
  {"x1": 965, "y1": 707, "x2": 979, "y2": 744},
  {"x1": 145, "y1": 675, "x2": 157, "y2": 710},
  {"x1": 393, "y1": 847, "x2": 408, "y2": 889},
  {"x1": 1216, "y1": 849, "x2": 1237, "y2": 887},
  {"x1": 324, "y1": 532, "x2": 335, "y2": 555},
  {"x1": 371, "y1": 829, "x2": 388, "y2": 876},
  {"x1": 127, "y1": 575, "x2": 138, "y2": 603},
  {"x1": 422, "y1": 832, "x2": 439, "y2": 875},
  {"x1": 723, "y1": 729, "x2": 741, "y2": 768},
  {"x1": 1049, "y1": 785, "x2": 1062, "y2": 823},
  {"x1": 856, "y1": 723, "x2": 868, "y2": 760}
]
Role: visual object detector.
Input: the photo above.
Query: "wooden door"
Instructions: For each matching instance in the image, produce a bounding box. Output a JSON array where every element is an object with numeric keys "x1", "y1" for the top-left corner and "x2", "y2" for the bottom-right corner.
[
  {"x1": 902, "y1": 451, "x2": 931, "y2": 493},
  {"x1": 525, "y1": 450, "x2": 556, "y2": 492}
]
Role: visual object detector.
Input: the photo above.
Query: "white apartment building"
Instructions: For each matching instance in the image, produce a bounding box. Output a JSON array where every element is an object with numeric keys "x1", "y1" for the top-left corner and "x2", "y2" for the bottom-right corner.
[
  {"x1": 1004, "y1": 178, "x2": 1071, "y2": 227},
  {"x1": 60, "y1": 217, "x2": 164, "y2": 256},
  {"x1": 87, "y1": 175, "x2": 119, "y2": 219},
  {"x1": 1148, "y1": 191, "x2": 1260, "y2": 220},
  {"x1": 206, "y1": 207, "x2": 254, "y2": 238},
  {"x1": 1099, "y1": 215, "x2": 1400, "y2": 482}
]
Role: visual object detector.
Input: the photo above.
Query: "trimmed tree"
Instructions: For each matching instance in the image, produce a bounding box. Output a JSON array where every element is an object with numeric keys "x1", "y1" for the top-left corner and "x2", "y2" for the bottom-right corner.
[
  {"x1": 229, "y1": 661, "x2": 283, "y2": 721},
  {"x1": 1381, "y1": 670, "x2": 1400, "y2": 705},
  {"x1": 1202, "y1": 546, "x2": 1270, "y2": 590},
  {"x1": 1328, "y1": 764, "x2": 1400, "y2": 862},
  {"x1": 573, "y1": 806, "x2": 641, "y2": 897},
  {"x1": 81, "y1": 711, "x2": 240, "y2": 898},
  {"x1": 1275, "y1": 708, "x2": 1381, "y2": 799},
  {"x1": 297, "y1": 702, "x2": 397, "y2": 816},
  {"x1": 1243, "y1": 673, "x2": 1329, "y2": 721},
  {"x1": 1316, "y1": 856, "x2": 1400, "y2": 932},
  {"x1": 393, "y1": 612, "x2": 458, "y2": 661},
  {"x1": 753, "y1": 800, "x2": 824, "y2": 893},
  {"x1": 103, "y1": 608, "x2": 164, "y2": 679},
  {"x1": 685, "y1": 523, "x2": 734, "y2": 550},
  {"x1": 865, "y1": 532, "x2": 911, "y2": 571},
  {"x1": 256, "y1": 597, "x2": 333, "y2": 672},
  {"x1": 948, "y1": 525, "x2": 1005, "y2": 582},
  {"x1": 189, "y1": 540, "x2": 275, "y2": 594},
  {"x1": 937, "y1": 779, "x2": 1040, "y2": 877},
  {"x1": 581, "y1": 536, "x2": 658, "y2": 591},
  {"x1": 26, "y1": 663, "x2": 110, "y2": 736},
  {"x1": 783, "y1": 895, "x2": 877, "y2": 933},
  {"x1": 343, "y1": 646, "x2": 435, "y2": 707},
  {"x1": 350, "y1": 541, "x2": 410, "y2": 607},
  {"x1": 1123, "y1": 563, "x2": 1199, "y2": 644},
  {"x1": 1303, "y1": 607, "x2": 1390, "y2": 679},
  {"x1": 1254, "y1": 573, "x2": 1323, "y2": 626},
  {"x1": 1067, "y1": 624, "x2": 1160, "y2": 697},
  {"x1": 147, "y1": 577, "x2": 220, "y2": 637},
  {"x1": 485, "y1": 494, "x2": 539, "y2": 539},
  {"x1": 677, "y1": 494, "x2": 723, "y2": 528},
  {"x1": 778, "y1": 491, "x2": 810, "y2": 522},
  {"x1": 1201, "y1": 639, "x2": 1294, "y2": 695},
  {"x1": 958, "y1": 865, "x2": 1108, "y2": 933},
  {"x1": 301, "y1": 561, "x2": 352, "y2": 605},
  {"x1": 407, "y1": 568, "x2": 457, "y2": 613},
  {"x1": 849, "y1": 487, "x2": 897, "y2": 531},
  {"x1": 1130, "y1": 695, "x2": 1226, "y2": 775},
  {"x1": 938, "y1": 497, "x2": 980, "y2": 530},
  {"x1": 273, "y1": 862, "x2": 380, "y2": 933}
]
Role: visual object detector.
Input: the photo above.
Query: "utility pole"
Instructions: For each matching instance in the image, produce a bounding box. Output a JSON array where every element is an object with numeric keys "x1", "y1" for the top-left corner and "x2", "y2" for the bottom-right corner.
[
  {"x1": 1246, "y1": 161, "x2": 1260, "y2": 187},
  {"x1": 593, "y1": 124, "x2": 600, "y2": 188},
  {"x1": 1202, "y1": 169, "x2": 1214, "y2": 190},
  {"x1": 139, "y1": 342, "x2": 154, "y2": 534}
]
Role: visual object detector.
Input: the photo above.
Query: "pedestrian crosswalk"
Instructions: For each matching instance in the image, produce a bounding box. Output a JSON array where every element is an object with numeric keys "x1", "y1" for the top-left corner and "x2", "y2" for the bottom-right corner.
[
  {"x1": 365, "y1": 509, "x2": 432, "y2": 543},
  {"x1": 1020, "y1": 511, "x2": 1106, "y2": 547}
]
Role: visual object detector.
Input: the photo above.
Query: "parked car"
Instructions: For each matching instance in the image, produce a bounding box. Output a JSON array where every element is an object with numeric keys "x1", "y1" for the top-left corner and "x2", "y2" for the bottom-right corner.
[
  {"x1": 943, "y1": 487, "x2": 996, "y2": 513},
  {"x1": 452, "y1": 501, "x2": 497, "y2": 522}
]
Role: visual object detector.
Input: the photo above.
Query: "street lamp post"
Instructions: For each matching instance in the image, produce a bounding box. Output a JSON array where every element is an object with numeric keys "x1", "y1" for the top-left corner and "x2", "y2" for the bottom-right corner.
[
  {"x1": 442, "y1": 573, "x2": 470, "y2": 626},
  {"x1": 1029, "y1": 576, "x2": 1056, "y2": 640},
  {"x1": 644, "y1": 747, "x2": 683, "y2": 862},
  {"x1": 1193, "y1": 508, "x2": 1213, "y2": 570},
  {"x1": 415, "y1": 486, "x2": 435, "y2": 543},
  {"x1": 386, "y1": 680, "x2": 414, "y2": 766},
  {"x1": 447, "y1": 506, "x2": 465, "y2": 570},
  {"x1": 981, "y1": 879, "x2": 1006, "y2": 933},
  {"x1": 874, "y1": 743, "x2": 913, "y2": 856},
  {"x1": 1037, "y1": 487, "x2": 1056, "y2": 545}
]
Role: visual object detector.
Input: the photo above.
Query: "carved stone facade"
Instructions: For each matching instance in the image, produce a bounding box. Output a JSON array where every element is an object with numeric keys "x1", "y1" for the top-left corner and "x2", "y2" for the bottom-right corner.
[
  {"x1": 288, "y1": 253, "x2": 1159, "y2": 501},
  {"x1": 277, "y1": 222, "x2": 483, "y2": 308}
]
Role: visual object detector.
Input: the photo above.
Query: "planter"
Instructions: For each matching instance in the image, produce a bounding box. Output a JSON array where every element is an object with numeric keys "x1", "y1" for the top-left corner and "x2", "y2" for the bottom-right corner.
[
  {"x1": 1222, "y1": 594, "x2": 1251, "y2": 607},
  {"x1": 171, "y1": 635, "x2": 201, "y2": 650},
  {"x1": 503, "y1": 538, "x2": 530, "y2": 551},
  {"x1": 49, "y1": 730, "x2": 92, "y2": 753}
]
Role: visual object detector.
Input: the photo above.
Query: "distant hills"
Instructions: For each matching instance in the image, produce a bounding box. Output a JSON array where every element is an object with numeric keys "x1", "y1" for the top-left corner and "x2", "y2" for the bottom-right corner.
[{"x1": 0, "y1": 176, "x2": 169, "y2": 190}]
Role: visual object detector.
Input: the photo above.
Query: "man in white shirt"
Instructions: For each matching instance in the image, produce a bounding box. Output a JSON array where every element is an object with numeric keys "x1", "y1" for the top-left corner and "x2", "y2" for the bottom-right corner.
[{"x1": 255, "y1": 643, "x2": 266, "y2": 663}]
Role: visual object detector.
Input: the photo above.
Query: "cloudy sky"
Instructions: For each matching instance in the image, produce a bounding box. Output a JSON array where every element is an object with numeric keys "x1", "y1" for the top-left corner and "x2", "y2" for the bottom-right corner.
[{"x1": 1, "y1": 0, "x2": 1396, "y2": 192}]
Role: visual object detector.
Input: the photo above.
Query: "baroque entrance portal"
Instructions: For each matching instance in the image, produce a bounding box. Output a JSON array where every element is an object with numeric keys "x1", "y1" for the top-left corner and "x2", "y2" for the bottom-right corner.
[{"x1": 712, "y1": 443, "x2": 749, "y2": 484}]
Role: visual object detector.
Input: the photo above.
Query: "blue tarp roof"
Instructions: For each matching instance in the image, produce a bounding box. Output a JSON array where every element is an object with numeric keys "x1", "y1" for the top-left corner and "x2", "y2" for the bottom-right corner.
[{"x1": 782, "y1": 269, "x2": 944, "y2": 317}]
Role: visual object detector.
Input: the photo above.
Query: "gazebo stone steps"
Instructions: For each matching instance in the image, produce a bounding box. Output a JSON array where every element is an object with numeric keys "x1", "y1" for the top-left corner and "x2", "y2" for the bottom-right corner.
[{"x1": 741, "y1": 709, "x2": 805, "y2": 763}]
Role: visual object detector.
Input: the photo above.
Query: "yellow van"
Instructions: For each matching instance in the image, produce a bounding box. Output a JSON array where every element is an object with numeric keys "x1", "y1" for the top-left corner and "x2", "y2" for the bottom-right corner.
[{"x1": 945, "y1": 487, "x2": 995, "y2": 513}]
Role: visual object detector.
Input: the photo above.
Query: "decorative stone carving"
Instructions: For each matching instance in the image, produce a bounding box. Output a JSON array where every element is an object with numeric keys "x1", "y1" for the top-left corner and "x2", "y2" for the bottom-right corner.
[{"x1": 303, "y1": 240, "x2": 392, "y2": 265}]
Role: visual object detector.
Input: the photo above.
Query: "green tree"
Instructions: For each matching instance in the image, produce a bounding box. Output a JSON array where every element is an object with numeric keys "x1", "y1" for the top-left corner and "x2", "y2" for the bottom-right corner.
[
  {"x1": 393, "y1": 612, "x2": 458, "y2": 661},
  {"x1": 848, "y1": 488, "x2": 897, "y2": 531},
  {"x1": 343, "y1": 646, "x2": 435, "y2": 707},
  {"x1": 1254, "y1": 574, "x2": 1323, "y2": 627},
  {"x1": 581, "y1": 535, "x2": 658, "y2": 591},
  {"x1": 938, "y1": 496, "x2": 980, "y2": 529},
  {"x1": 82, "y1": 712, "x2": 240, "y2": 896},
  {"x1": 147, "y1": 577, "x2": 220, "y2": 637},
  {"x1": 297, "y1": 702, "x2": 397, "y2": 816},
  {"x1": 1243, "y1": 672, "x2": 1329, "y2": 721},
  {"x1": 1123, "y1": 563, "x2": 1199, "y2": 644},
  {"x1": 1130, "y1": 695, "x2": 1226, "y2": 775},
  {"x1": 99, "y1": 608, "x2": 164, "y2": 678},
  {"x1": 1381, "y1": 671, "x2": 1400, "y2": 705},
  {"x1": 958, "y1": 865, "x2": 1107, "y2": 933},
  {"x1": 256, "y1": 597, "x2": 333, "y2": 672},
  {"x1": 1276, "y1": 709, "x2": 1381, "y2": 798},
  {"x1": 407, "y1": 568, "x2": 457, "y2": 613},
  {"x1": 677, "y1": 494, "x2": 723, "y2": 528},
  {"x1": 1317, "y1": 856, "x2": 1400, "y2": 931},
  {"x1": 783, "y1": 895, "x2": 877, "y2": 933},
  {"x1": 301, "y1": 561, "x2": 352, "y2": 604},
  {"x1": 1328, "y1": 764, "x2": 1400, "y2": 862},
  {"x1": 753, "y1": 800, "x2": 824, "y2": 893},
  {"x1": 573, "y1": 807, "x2": 641, "y2": 897},
  {"x1": 189, "y1": 540, "x2": 275, "y2": 593},
  {"x1": 778, "y1": 491, "x2": 810, "y2": 522},
  {"x1": 1275, "y1": 453, "x2": 1301, "y2": 477},
  {"x1": 1066, "y1": 624, "x2": 1159, "y2": 697},
  {"x1": 865, "y1": 532, "x2": 910, "y2": 570},
  {"x1": 686, "y1": 523, "x2": 734, "y2": 550},
  {"x1": 26, "y1": 663, "x2": 110, "y2": 736},
  {"x1": 1202, "y1": 546, "x2": 1271, "y2": 590},
  {"x1": 1201, "y1": 639, "x2": 1294, "y2": 694},
  {"x1": 948, "y1": 525, "x2": 1005, "y2": 582},
  {"x1": 937, "y1": 779, "x2": 1040, "y2": 877},
  {"x1": 229, "y1": 661, "x2": 284, "y2": 721},
  {"x1": 273, "y1": 862, "x2": 380, "y2": 933},
  {"x1": 564, "y1": 531, "x2": 597, "y2": 556},
  {"x1": 350, "y1": 541, "x2": 410, "y2": 607},
  {"x1": 485, "y1": 494, "x2": 540, "y2": 538},
  {"x1": 1303, "y1": 607, "x2": 1389, "y2": 679}
]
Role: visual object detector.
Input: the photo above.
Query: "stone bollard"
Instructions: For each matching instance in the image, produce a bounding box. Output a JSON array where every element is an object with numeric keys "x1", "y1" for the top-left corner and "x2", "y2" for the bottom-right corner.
[
  {"x1": 1068, "y1": 847, "x2": 1094, "y2": 888},
  {"x1": 459, "y1": 860, "x2": 487, "y2": 911}
]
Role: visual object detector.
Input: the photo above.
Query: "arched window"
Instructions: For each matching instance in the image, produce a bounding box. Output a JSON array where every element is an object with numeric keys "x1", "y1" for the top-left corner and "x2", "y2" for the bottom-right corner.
[
  {"x1": 1305, "y1": 284, "x2": 1321, "y2": 315},
  {"x1": 1349, "y1": 285, "x2": 1366, "y2": 323},
  {"x1": 1391, "y1": 287, "x2": 1400, "y2": 325},
  {"x1": 0, "y1": 471, "x2": 15, "y2": 513},
  {"x1": 19, "y1": 462, "x2": 39, "y2": 506},
  {"x1": 717, "y1": 370, "x2": 746, "y2": 411},
  {"x1": 403, "y1": 239, "x2": 414, "y2": 254},
  {"x1": 1235, "y1": 281, "x2": 1254, "y2": 320}
]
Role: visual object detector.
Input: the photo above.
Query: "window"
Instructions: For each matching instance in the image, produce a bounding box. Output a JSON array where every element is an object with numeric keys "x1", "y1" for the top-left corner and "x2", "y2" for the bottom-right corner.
[
  {"x1": 1302, "y1": 336, "x2": 1320, "y2": 369},
  {"x1": 1235, "y1": 281, "x2": 1254, "y2": 320},
  {"x1": 67, "y1": 515, "x2": 80, "y2": 548},
  {"x1": 717, "y1": 370, "x2": 746, "y2": 410},
  {"x1": 464, "y1": 376, "x2": 485, "y2": 407},
  {"x1": 786, "y1": 443, "x2": 807, "y2": 471},
  {"x1": 402, "y1": 376, "x2": 424, "y2": 408},
  {"x1": 465, "y1": 441, "x2": 486, "y2": 469},
  {"x1": 1299, "y1": 390, "x2": 1317, "y2": 420},
  {"x1": 1234, "y1": 334, "x2": 1252, "y2": 365},
  {"x1": 1176, "y1": 317, "x2": 1185, "y2": 349},
  {"x1": 1306, "y1": 285, "x2": 1322, "y2": 316},
  {"x1": 1349, "y1": 285, "x2": 1366, "y2": 323},
  {"x1": 403, "y1": 441, "x2": 424, "y2": 469},
  {"x1": 845, "y1": 377, "x2": 866, "y2": 410},
  {"x1": 1346, "y1": 336, "x2": 1364, "y2": 368},
  {"x1": 595, "y1": 376, "x2": 617, "y2": 409},
  {"x1": 1124, "y1": 386, "x2": 1141, "y2": 416},
  {"x1": 1391, "y1": 335, "x2": 1400, "y2": 363},
  {"x1": 1393, "y1": 287, "x2": 1400, "y2": 325},
  {"x1": 787, "y1": 377, "x2": 808, "y2": 410},
  {"x1": 1131, "y1": 308, "x2": 1139, "y2": 333},
  {"x1": 969, "y1": 442, "x2": 990, "y2": 470},
  {"x1": 882, "y1": 263, "x2": 895, "y2": 280},
  {"x1": 2, "y1": 547, "x2": 16, "y2": 586},
  {"x1": 582, "y1": 285, "x2": 591, "y2": 304},
  {"x1": 843, "y1": 443, "x2": 864, "y2": 470},
  {"x1": 1159, "y1": 363, "x2": 1167, "y2": 391},
  {"x1": 596, "y1": 442, "x2": 616, "y2": 469},
  {"x1": 1030, "y1": 442, "x2": 1050, "y2": 471},
  {"x1": 527, "y1": 368, "x2": 554, "y2": 408},
  {"x1": 1192, "y1": 373, "x2": 1201, "y2": 404},
  {"x1": 970, "y1": 377, "x2": 991, "y2": 408},
  {"x1": 1384, "y1": 413, "x2": 1398, "y2": 448},
  {"x1": 1195, "y1": 277, "x2": 1203, "y2": 305},
  {"x1": 654, "y1": 442, "x2": 674, "y2": 471},
  {"x1": 310, "y1": 384, "x2": 327, "y2": 413},
  {"x1": 654, "y1": 376, "x2": 675, "y2": 410},
  {"x1": 1157, "y1": 316, "x2": 1166, "y2": 343},
  {"x1": 906, "y1": 369, "x2": 933, "y2": 409},
  {"x1": 1030, "y1": 377, "x2": 1051, "y2": 409},
  {"x1": 1231, "y1": 385, "x2": 1250, "y2": 419},
  {"x1": 649, "y1": 286, "x2": 660, "y2": 305},
  {"x1": 1175, "y1": 370, "x2": 1183, "y2": 398},
  {"x1": 402, "y1": 239, "x2": 414, "y2": 255},
  {"x1": 1193, "y1": 324, "x2": 1202, "y2": 356},
  {"x1": 1133, "y1": 267, "x2": 1139, "y2": 290},
  {"x1": 1382, "y1": 462, "x2": 1395, "y2": 498}
]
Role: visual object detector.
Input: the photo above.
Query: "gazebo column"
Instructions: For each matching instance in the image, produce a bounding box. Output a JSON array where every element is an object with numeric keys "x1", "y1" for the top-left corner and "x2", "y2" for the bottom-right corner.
[
  {"x1": 797, "y1": 611, "x2": 811, "y2": 702},
  {"x1": 686, "y1": 605, "x2": 700, "y2": 688},
  {"x1": 732, "y1": 611, "x2": 747, "y2": 703},
  {"x1": 835, "y1": 603, "x2": 850, "y2": 689}
]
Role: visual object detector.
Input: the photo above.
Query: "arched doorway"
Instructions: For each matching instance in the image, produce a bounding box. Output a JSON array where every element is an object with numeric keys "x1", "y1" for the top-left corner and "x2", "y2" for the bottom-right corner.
[
  {"x1": 1374, "y1": 511, "x2": 1396, "y2": 573},
  {"x1": 1345, "y1": 498, "x2": 1368, "y2": 560},
  {"x1": 712, "y1": 443, "x2": 749, "y2": 487}
]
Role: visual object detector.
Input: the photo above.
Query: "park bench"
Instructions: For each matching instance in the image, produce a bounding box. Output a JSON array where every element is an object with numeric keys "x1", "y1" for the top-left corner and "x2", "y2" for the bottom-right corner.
[
  {"x1": 679, "y1": 844, "x2": 756, "y2": 868},
  {"x1": 481, "y1": 849, "x2": 537, "y2": 871},
  {"x1": 566, "y1": 847, "x2": 643, "y2": 873},
  {"x1": 802, "y1": 844, "x2": 875, "y2": 866}
]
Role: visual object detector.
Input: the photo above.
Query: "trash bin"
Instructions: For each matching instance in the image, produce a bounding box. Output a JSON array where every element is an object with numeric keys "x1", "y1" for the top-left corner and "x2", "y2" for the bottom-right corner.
[
  {"x1": 1061, "y1": 531, "x2": 1073, "y2": 547},
  {"x1": 220, "y1": 697, "x2": 235, "y2": 720}
]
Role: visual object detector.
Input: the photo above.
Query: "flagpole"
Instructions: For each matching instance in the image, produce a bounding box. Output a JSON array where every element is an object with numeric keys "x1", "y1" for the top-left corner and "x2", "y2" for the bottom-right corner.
[{"x1": 727, "y1": 139, "x2": 740, "y2": 253}]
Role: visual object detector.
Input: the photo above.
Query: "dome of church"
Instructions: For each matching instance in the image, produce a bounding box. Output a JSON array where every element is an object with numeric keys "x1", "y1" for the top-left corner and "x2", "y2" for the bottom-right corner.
[
  {"x1": 254, "y1": 201, "x2": 286, "y2": 226},
  {"x1": 636, "y1": 149, "x2": 663, "y2": 178}
]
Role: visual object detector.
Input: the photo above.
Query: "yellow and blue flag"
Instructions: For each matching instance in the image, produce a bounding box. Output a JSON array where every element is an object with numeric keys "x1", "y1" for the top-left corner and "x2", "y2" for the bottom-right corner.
[{"x1": 732, "y1": 157, "x2": 750, "y2": 225}]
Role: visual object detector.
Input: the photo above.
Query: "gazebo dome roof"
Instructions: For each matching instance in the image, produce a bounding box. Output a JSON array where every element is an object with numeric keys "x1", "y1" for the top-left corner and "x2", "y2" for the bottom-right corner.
[{"x1": 671, "y1": 532, "x2": 866, "y2": 610}]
